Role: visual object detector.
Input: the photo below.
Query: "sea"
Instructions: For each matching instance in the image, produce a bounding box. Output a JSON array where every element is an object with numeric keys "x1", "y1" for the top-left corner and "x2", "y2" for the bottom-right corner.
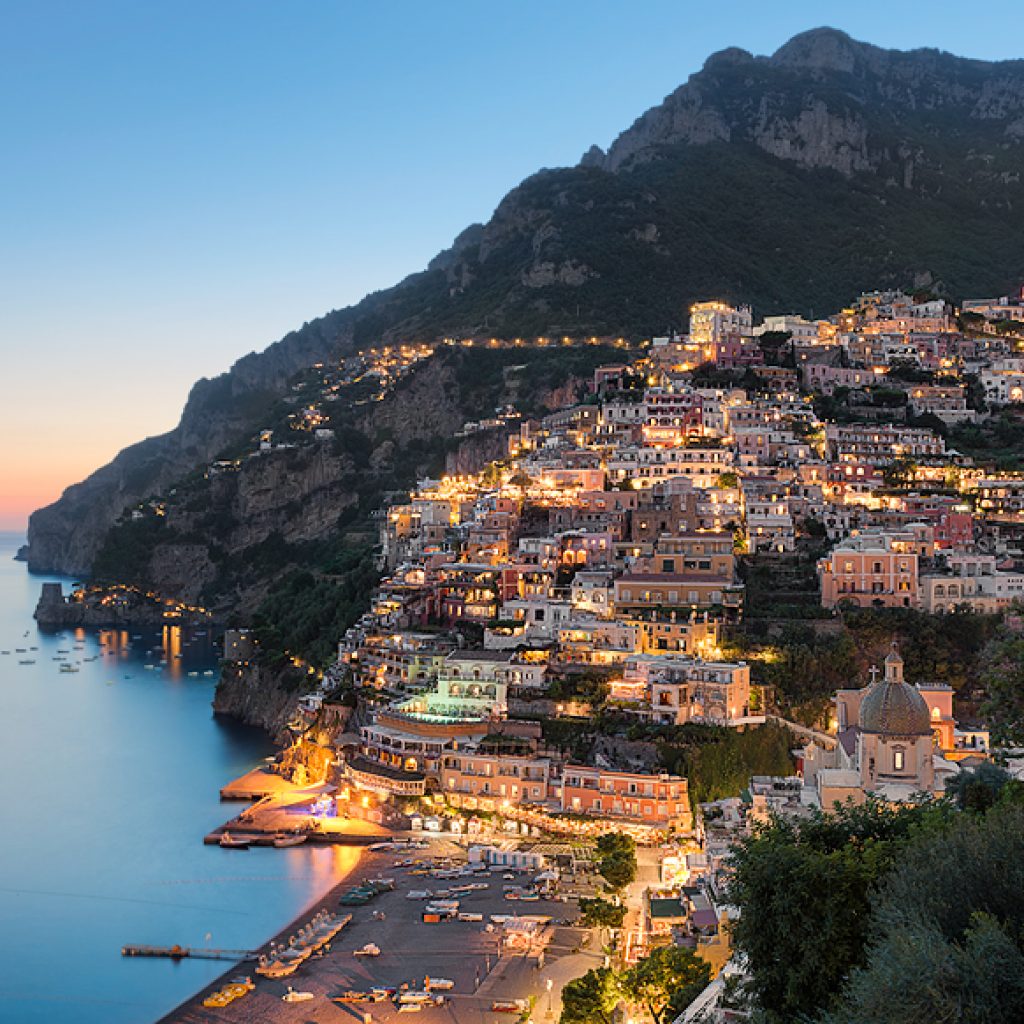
[{"x1": 0, "y1": 531, "x2": 358, "y2": 1024}]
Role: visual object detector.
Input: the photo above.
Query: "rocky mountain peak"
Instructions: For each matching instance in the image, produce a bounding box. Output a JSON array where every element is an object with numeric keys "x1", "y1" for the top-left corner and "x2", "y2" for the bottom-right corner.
[{"x1": 769, "y1": 26, "x2": 871, "y2": 74}]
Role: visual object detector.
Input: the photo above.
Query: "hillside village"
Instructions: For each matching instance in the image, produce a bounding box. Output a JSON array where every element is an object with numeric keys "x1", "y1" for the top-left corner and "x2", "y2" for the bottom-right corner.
[{"x1": 203, "y1": 286, "x2": 1024, "y2": 1021}]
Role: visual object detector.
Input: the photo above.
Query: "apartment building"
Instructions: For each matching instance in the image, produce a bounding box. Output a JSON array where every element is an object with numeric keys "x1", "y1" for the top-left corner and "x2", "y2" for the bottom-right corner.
[{"x1": 560, "y1": 766, "x2": 691, "y2": 828}]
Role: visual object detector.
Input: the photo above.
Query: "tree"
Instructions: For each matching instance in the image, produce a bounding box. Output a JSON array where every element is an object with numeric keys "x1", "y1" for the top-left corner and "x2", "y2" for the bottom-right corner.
[
  {"x1": 619, "y1": 945, "x2": 712, "y2": 1024},
  {"x1": 595, "y1": 832, "x2": 637, "y2": 891},
  {"x1": 716, "y1": 471, "x2": 739, "y2": 489},
  {"x1": 728, "y1": 798, "x2": 954, "y2": 1023},
  {"x1": 945, "y1": 761, "x2": 1011, "y2": 813},
  {"x1": 817, "y1": 804, "x2": 1024, "y2": 1024},
  {"x1": 559, "y1": 967, "x2": 618, "y2": 1024},
  {"x1": 578, "y1": 895, "x2": 626, "y2": 931}
]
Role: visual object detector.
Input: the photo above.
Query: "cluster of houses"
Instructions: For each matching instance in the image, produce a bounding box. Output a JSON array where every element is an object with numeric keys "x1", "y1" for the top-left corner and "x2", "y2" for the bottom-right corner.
[{"x1": 292, "y1": 287, "x2": 1024, "y2": 841}]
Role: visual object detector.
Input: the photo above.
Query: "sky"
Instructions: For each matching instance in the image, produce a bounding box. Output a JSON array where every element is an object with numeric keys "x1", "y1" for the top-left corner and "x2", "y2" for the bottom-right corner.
[{"x1": 1, "y1": 1, "x2": 1022, "y2": 532}]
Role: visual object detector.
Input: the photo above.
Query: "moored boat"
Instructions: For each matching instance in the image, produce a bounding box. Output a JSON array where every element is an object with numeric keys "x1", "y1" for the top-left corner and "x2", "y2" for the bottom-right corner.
[{"x1": 219, "y1": 832, "x2": 250, "y2": 849}]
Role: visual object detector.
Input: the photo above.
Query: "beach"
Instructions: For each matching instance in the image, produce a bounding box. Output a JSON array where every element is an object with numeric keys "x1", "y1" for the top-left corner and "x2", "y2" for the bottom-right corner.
[{"x1": 158, "y1": 838, "x2": 602, "y2": 1024}]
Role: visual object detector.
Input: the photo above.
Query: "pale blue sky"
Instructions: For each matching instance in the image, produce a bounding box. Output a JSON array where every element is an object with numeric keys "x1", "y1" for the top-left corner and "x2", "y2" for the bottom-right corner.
[{"x1": 1, "y1": 1, "x2": 1021, "y2": 528}]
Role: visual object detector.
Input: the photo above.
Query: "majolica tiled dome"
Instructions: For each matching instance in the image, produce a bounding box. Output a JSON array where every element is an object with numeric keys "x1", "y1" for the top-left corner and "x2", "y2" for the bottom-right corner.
[{"x1": 859, "y1": 678, "x2": 931, "y2": 736}]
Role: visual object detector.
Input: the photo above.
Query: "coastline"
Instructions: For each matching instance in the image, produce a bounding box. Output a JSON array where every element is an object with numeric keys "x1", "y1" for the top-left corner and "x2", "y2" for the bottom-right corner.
[{"x1": 155, "y1": 842, "x2": 376, "y2": 1024}]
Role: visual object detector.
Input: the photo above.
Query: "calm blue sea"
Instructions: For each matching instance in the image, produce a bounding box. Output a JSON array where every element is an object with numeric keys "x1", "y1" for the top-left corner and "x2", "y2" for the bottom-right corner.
[{"x1": 0, "y1": 531, "x2": 354, "y2": 1024}]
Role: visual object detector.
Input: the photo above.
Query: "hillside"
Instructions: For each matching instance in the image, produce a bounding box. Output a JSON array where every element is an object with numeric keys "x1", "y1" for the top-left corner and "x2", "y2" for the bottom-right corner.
[
  {"x1": 75, "y1": 343, "x2": 619, "y2": 663},
  {"x1": 25, "y1": 26, "x2": 1024, "y2": 574}
]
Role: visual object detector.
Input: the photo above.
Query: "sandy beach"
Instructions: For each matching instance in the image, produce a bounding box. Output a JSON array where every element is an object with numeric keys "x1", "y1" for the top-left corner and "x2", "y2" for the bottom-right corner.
[{"x1": 157, "y1": 838, "x2": 601, "y2": 1024}]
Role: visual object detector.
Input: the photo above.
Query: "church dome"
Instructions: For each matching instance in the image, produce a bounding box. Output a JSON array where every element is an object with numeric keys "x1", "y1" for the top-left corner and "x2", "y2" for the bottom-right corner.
[{"x1": 859, "y1": 678, "x2": 931, "y2": 736}]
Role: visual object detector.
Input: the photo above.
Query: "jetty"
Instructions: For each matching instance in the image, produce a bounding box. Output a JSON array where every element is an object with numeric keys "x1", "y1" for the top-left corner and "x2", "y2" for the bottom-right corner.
[{"x1": 122, "y1": 944, "x2": 256, "y2": 961}]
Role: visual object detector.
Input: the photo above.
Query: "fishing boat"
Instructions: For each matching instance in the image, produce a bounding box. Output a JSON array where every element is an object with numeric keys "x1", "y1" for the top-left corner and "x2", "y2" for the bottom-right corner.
[
  {"x1": 353, "y1": 943, "x2": 380, "y2": 957},
  {"x1": 219, "y1": 832, "x2": 250, "y2": 849},
  {"x1": 273, "y1": 833, "x2": 307, "y2": 848},
  {"x1": 281, "y1": 987, "x2": 314, "y2": 1003},
  {"x1": 18, "y1": 660, "x2": 35, "y2": 665}
]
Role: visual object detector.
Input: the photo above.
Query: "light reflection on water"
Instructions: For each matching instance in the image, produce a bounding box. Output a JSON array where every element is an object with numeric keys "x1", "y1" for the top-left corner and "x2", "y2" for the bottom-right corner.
[{"x1": 0, "y1": 534, "x2": 352, "y2": 1024}]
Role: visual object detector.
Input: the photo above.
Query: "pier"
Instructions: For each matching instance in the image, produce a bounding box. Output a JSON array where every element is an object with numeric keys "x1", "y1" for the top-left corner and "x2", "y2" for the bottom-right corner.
[{"x1": 122, "y1": 944, "x2": 256, "y2": 961}]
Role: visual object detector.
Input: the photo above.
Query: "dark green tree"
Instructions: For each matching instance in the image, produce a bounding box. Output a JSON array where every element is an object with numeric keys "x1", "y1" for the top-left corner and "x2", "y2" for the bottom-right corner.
[
  {"x1": 728, "y1": 798, "x2": 953, "y2": 1023},
  {"x1": 578, "y1": 896, "x2": 626, "y2": 930},
  {"x1": 559, "y1": 967, "x2": 618, "y2": 1024},
  {"x1": 818, "y1": 804, "x2": 1024, "y2": 1024},
  {"x1": 945, "y1": 761, "x2": 1011, "y2": 813},
  {"x1": 619, "y1": 945, "x2": 711, "y2": 1024}
]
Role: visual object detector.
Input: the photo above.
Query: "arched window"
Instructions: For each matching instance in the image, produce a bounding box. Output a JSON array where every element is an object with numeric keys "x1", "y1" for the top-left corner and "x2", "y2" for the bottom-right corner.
[{"x1": 893, "y1": 747, "x2": 906, "y2": 772}]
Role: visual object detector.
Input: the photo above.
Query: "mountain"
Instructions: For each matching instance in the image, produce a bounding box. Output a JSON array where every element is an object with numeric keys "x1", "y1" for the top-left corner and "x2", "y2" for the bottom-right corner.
[{"x1": 25, "y1": 26, "x2": 1024, "y2": 574}]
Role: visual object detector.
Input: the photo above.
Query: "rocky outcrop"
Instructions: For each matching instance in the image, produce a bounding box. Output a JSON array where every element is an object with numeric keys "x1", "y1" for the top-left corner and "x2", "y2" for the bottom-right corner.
[
  {"x1": 33, "y1": 582, "x2": 213, "y2": 628},
  {"x1": 214, "y1": 662, "x2": 305, "y2": 739},
  {"x1": 445, "y1": 430, "x2": 511, "y2": 477}
]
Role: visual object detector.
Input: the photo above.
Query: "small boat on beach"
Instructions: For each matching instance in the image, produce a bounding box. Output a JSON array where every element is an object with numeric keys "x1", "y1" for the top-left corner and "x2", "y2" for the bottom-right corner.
[
  {"x1": 353, "y1": 942, "x2": 380, "y2": 957},
  {"x1": 219, "y1": 832, "x2": 250, "y2": 849},
  {"x1": 282, "y1": 987, "x2": 314, "y2": 1003}
]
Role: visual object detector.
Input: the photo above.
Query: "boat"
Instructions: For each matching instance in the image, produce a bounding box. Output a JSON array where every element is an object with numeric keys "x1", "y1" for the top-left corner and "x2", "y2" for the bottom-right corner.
[
  {"x1": 282, "y1": 987, "x2": 314, "y2": 1003},
  {"x1": 59, "y1": 664, "x2": 79, "y2": 673},
  {"x1": 406, "y1": 890, "x2": 432, "y2": 900},
  {"x1": 399, "y1": 991, "x2": 443, "y2": 1007},
  {"x1": 333, "y1": 991, "x2": 367, "y2": 1003},
  {"x1": 18, "y1": 660, "x2": 35, "y2": 665},
  {"x1": 457, "y1": 912, "x2": 483, "y2": 922},
  {"x1": 427, "y1": 978, "x2": 454, "y2": 991},
  {"x1": 491, "y1": 1000, "x2": 528, "y2": 1013},
  {"x1": 219, "y1": 832, "x2": 250, "y2": 849},
  {"x1": 273, "y1": 833, "x2": 307, "y2": 848},
  {"x1": 353, "y1": 943, "x2": 380, "y2": 957}
]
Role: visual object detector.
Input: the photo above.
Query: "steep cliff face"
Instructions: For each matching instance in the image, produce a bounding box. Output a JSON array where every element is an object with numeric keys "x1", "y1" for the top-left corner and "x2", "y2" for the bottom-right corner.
[
  {"x1": 26, "y1": 322, "x2": 358, "y2": 575},
  {"x1": 592, "y1": 28, "x2": 1024, "y2": 176},
  {"x1": 26, "y1": 28, "x2": 1024, "y2": 575},
  {"x1": 214, "y1": 662, "x2": 305, "y2": 739}
]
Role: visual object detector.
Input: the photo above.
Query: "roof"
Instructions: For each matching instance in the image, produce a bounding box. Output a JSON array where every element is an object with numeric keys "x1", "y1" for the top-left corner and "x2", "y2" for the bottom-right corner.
[
  {"x1": 446, "y1": 650, "x2": 515, "y2": 663},
  {"x1": 617, "y1": 573, "x2": 732, "y2": 585},
  {"x1": 346, "y1": 755, "x2": 425, "y2": 783},
  {"x1": 838, "y1": 727, "x2": 858, "y2": 757},
  {"x1": 649, "y1": 897, "x2": 686, "y2": 920},
  {"x1": 859, "y1": 679, "x2": 931, "y2": 736},
  {"x1": 690, "y1": 908, "x2": 720, "y2": 931}
]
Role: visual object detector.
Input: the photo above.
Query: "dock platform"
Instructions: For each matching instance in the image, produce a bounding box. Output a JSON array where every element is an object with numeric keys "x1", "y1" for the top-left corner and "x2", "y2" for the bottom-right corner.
[{"x1": 122, "y1": 945, "x2": 255, "y2": 961}]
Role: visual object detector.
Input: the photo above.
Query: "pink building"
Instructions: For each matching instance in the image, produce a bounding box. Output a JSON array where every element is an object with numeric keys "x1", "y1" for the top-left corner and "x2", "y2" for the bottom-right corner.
[
  {"x1": 817, "y1": 530, "x2": 923, "y2": 609},
  {"x1": 560, "y1": 766, "x2": 691, "y2": 828}
]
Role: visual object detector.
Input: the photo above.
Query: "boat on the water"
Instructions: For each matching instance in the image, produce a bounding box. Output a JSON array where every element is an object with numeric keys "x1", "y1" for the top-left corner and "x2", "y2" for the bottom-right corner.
[
  {"x1": 273, "y1": 833, "x2": 307, "y2": 848},
  {"x1": 219, "y1": 832, "x2": 250, "y2": 849}
]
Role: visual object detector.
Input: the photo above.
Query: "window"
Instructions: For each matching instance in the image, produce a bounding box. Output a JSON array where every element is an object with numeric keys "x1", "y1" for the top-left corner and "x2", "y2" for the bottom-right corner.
[{"x1": 894, "y1": 749, "x2": 905, "y2": 771}]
